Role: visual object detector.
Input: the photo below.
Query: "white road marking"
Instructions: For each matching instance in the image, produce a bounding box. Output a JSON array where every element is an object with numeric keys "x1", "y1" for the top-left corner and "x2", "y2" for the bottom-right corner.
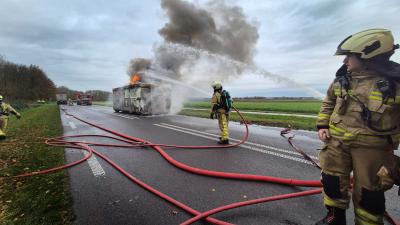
[
  {"x1": 154, "y1": 123, "x2": 315, "y2": 165},
  {"x1": 69, "y1": 121, "x2": 77, "y2": 129},
  {"x1": 113, "y1": 113, "x2": 140, "y2": 120},
  {"x1": 158, "y1": 122, "x2": 318, "y2": 160},
  {"x1": 61, "y1": 109, "x2": 106, "y2": 177},
  {"x1": 83, "y1": 151, "x2": 106, "y2": 177}
]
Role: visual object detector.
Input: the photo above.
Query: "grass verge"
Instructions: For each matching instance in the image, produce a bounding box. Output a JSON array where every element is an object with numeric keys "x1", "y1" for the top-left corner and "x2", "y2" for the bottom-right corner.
[
  {"x1": 179, "y1": 109, "x2": 317, "y2": 130},
  {"x1": 0, "y1": 104, "x2": 74, "y2": 225}
]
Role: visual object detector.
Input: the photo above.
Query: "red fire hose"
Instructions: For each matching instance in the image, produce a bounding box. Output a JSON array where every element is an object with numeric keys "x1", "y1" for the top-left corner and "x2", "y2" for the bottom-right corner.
[
  {"x1": 180, "y1": 188, "x2": 323, "y2": 225},
  {"x1": 6, "y1": 106, "x2": 398, "y2": 225}
]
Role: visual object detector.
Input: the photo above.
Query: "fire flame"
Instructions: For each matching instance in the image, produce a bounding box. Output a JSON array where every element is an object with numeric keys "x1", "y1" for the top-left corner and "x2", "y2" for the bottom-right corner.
[{"x1": 130, "y1": 74, "x2": 141, "y2": 85}]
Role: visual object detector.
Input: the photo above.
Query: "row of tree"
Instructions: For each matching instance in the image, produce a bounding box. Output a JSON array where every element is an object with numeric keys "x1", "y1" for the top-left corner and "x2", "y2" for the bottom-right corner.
[
  {"x1": 0, "y1": 56, "x2": 111, "y2": 102},
  {"x1": 87, "y1": 90, "x2": 111, "y2": 101},
  {"x1": 0, "y1": 57, "x2": 56, "y2": 101}
]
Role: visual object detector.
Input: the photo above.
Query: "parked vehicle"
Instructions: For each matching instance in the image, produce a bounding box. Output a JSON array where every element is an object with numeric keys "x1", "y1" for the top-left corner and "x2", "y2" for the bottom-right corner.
[{"x1": 56, "y1": 94, "x2": 67, "y2": 105}]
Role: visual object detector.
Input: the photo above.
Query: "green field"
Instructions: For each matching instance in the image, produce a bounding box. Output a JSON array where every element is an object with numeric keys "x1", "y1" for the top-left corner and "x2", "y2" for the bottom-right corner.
[
  {"x1": 179, "y1": 109, "x2": 317, "y2": 130},
  {"x1": 182, "y1": 100, "x2": 321, "y2": 130},
  {"x1": 0, "y1": 104, "x2": 73, "y2": 225},
  {"x1": 92, "y1": 101, "x2": 112, "y2": 107},
  {"x1": 184, "y1": 100, "x2": 322, "y2": 114}
]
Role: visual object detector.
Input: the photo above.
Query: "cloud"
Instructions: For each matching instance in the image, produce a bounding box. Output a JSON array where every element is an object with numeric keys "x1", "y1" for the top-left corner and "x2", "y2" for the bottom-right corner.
[
  {"x1": 0, "y1": 0, "x2": 165, "y2": 91},
  {"x1": 234, "y1": 0, "x2": 400, "y2": 94},
  {"x1": 0, "y1": 0, "x2": 399, "y2": 96}
]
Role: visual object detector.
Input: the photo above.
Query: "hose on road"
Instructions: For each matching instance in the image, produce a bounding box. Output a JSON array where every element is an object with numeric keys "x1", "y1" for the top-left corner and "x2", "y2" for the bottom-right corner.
[{"x1": 6, "y1": 106, "x2": 398, "y2": 225}]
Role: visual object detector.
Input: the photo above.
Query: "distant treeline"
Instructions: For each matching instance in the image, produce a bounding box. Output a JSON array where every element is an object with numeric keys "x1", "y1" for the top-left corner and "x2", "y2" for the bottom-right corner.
[
  {"x1": 0, "y1": 56, "x2": 56, "y2": 101},
  {"x1": 56, "y1": 86, "x2": 110, "y2": 101},
  {"x1": 0, "y1": 56, "x2": 111, "y2": 102},
  {"x1": 88, "y1": 90, "x2": 110, "y2": 101}
]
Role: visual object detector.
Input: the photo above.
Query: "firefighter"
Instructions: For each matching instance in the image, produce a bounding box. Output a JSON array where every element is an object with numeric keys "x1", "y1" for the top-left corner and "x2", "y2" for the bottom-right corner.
[
  {"x1": 0, "y1": 95, "x2": 21, "y2": 139},
  {"x1": 210, "y1": 81, "x2": 230, "y2": 144},
  {"x1": 316, "y1": 28, "x2": 400, "y2": 225}
]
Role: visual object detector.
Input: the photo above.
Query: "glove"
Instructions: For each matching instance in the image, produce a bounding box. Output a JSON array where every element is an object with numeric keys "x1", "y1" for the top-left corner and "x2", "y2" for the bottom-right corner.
[
  {"x1": 16, "y1": 114, "x2": 21, "y2": 119},
  {"x1": 210, "y1": 112, "x2": 214, "y2": 120}
]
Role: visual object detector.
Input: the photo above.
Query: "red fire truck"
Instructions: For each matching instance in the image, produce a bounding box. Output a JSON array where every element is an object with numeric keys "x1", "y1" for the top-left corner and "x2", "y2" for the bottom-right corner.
[{"x1": 76, "y1": 93, "x2": 93, "y2": 106}]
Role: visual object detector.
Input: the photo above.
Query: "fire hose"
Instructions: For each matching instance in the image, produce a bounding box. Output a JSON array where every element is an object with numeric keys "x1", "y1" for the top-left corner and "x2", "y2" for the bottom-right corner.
[{"x1": 4, "y1": 106, "x2": 398, "y2": 225}]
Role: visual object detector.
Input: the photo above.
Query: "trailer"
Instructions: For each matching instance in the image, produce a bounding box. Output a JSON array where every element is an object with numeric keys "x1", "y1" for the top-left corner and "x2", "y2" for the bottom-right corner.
[
  {"x1": 56, "y1": 94, "x2": 67, "y2": 105},
  {"x1": 112, "y1": 83, "x2": 171, "y2": 115}
]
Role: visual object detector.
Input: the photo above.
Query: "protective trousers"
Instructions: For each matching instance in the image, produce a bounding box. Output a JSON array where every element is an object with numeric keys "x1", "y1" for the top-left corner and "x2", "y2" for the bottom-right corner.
[
  {"x1": 217, "y1": 112, "x2": 229, "y2": 141},
  {"x1": 319, "y1": 137, "x2": 397, "y2": 225},
  {"x1": 0, "y1": 116, "x2": 8, "y2": 138}
]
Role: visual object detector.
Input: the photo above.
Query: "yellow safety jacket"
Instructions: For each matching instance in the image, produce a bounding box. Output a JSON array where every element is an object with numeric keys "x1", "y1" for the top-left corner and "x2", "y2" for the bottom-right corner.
[
  {"x1": 317, "y1": 69, "x2": 400, "y2": 145},
  {"x1": 0, "y1": 103, "x2": 19, "y2": 118},
  {"x1": 211, "y1": 91, "x2": 228, "y2": 114}
]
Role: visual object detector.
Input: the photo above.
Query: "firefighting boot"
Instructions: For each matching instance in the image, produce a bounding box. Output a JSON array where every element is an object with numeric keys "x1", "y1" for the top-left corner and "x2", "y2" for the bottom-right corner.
[
  {"x1": 315, "y1": 206, "x2": 346, "y2": 225},
  {"x1": 217, "y1": 139, "x2": 229, "y2": 145}
]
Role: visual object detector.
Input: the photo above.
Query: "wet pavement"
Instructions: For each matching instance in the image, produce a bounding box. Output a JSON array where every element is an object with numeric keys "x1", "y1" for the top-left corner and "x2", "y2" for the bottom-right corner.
[{"x1": 60, "y1": 105, "x2": 399, "y2": 225}]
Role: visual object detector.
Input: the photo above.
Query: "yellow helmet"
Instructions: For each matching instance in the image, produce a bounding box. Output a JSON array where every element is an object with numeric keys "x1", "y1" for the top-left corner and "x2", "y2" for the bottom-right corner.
[
  {"x1": 211, "y1": 81, "x2": 222, "y2": 89},
  {"x1": 0, "y1": 95, "x2": 3, "y2": 100},
  {"x1": 335, "y1": 28, "x2": 398, "y2": 59}
]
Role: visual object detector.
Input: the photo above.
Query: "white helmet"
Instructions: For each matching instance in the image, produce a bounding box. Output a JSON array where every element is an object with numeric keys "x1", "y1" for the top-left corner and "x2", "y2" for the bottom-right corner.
[
  {"x1": 211, "y1": 81, "x2": 222, "y2": 89},
  {"x1": 335, "y1": 28, "x2": 398, "y2": 59}
]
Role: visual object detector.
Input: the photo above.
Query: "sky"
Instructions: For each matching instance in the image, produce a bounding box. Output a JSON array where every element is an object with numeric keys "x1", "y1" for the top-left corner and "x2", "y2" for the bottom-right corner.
[{"x1": 1, "y1": 0, "x2": 399, "y2": 98}]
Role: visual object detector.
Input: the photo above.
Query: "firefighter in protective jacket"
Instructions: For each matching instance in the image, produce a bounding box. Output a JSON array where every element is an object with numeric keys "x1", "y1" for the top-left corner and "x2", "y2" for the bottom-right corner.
[
  {"x1": 210, "y1": 81, "x2": 230, "y2": 145},
  {"x1": 0, "y1": 95, "x2": 21, "y2": 139},
  {"x1": 316, "y1": 29, "x2": 400, "y2": 225}
]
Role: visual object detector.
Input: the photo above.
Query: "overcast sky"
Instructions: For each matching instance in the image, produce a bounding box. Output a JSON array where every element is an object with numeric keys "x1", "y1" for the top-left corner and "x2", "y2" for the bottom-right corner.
[{"x1": 1, "y1": 0, "x2": 399, "y2": 97}]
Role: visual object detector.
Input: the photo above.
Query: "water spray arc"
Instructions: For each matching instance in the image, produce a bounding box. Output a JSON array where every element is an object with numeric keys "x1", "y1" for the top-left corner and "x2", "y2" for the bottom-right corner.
[
  {"x1": 157, "y1": 42, "x2": 325, "y2": 100},
  {"x1": 146, "y1": 69, "x2": 210, "y2": 96}
]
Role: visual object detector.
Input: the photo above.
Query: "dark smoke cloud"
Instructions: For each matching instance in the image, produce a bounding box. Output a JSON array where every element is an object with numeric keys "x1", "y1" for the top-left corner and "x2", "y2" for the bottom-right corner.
[
  {"x1": 158, "y1": 0, "x2": 259, "y2": 64},
  {"x1": 126, "y1": 0, "x2": 259, "y2": 95},
  {"x1": 127, "y1": 58, "x2": 151, "y2": 75}
]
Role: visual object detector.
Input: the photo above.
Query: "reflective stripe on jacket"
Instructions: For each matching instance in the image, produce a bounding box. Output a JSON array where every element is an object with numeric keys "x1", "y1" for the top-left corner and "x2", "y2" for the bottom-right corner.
[
  {"x1": 317, "y1": 69, "x2": 400, "y2": 143},
  {"x1": 0, "y1": 103, "x2": 18, "y2": 117}
]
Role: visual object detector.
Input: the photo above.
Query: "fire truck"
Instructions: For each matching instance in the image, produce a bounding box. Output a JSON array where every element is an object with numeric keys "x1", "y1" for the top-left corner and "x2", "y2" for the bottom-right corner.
[{"x1": 76, "y1": 93, "x2": 93, "y2": 106}]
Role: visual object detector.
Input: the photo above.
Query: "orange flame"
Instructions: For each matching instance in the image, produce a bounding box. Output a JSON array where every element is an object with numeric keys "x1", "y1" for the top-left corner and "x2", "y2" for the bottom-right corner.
[{"x1": 130, "y1": 74, "x2": 141, "y2": 85}]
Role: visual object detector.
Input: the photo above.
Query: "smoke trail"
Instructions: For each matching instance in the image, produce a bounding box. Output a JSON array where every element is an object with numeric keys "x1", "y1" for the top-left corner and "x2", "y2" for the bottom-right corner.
[{"x1": 156, "y1": 42, "x2": 325, "y2": 99}]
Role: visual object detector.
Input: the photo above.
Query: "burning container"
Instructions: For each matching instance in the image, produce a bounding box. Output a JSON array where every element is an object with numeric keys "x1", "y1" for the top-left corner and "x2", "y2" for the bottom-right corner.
[{"x1": 112, "y1": 73, "x2": 171, "y2": 115}]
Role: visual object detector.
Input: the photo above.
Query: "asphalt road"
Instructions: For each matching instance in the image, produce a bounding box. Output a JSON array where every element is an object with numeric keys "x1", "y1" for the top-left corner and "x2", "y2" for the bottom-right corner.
[{"x1": 60, "y1": 105, "x2": 399, "y2": 225}]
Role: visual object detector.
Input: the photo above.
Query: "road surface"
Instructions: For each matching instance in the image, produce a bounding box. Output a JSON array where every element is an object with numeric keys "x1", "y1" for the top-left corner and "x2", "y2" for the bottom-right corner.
[{"x1": 60, "y1": 105, "x2": 399, "y2": 225}]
